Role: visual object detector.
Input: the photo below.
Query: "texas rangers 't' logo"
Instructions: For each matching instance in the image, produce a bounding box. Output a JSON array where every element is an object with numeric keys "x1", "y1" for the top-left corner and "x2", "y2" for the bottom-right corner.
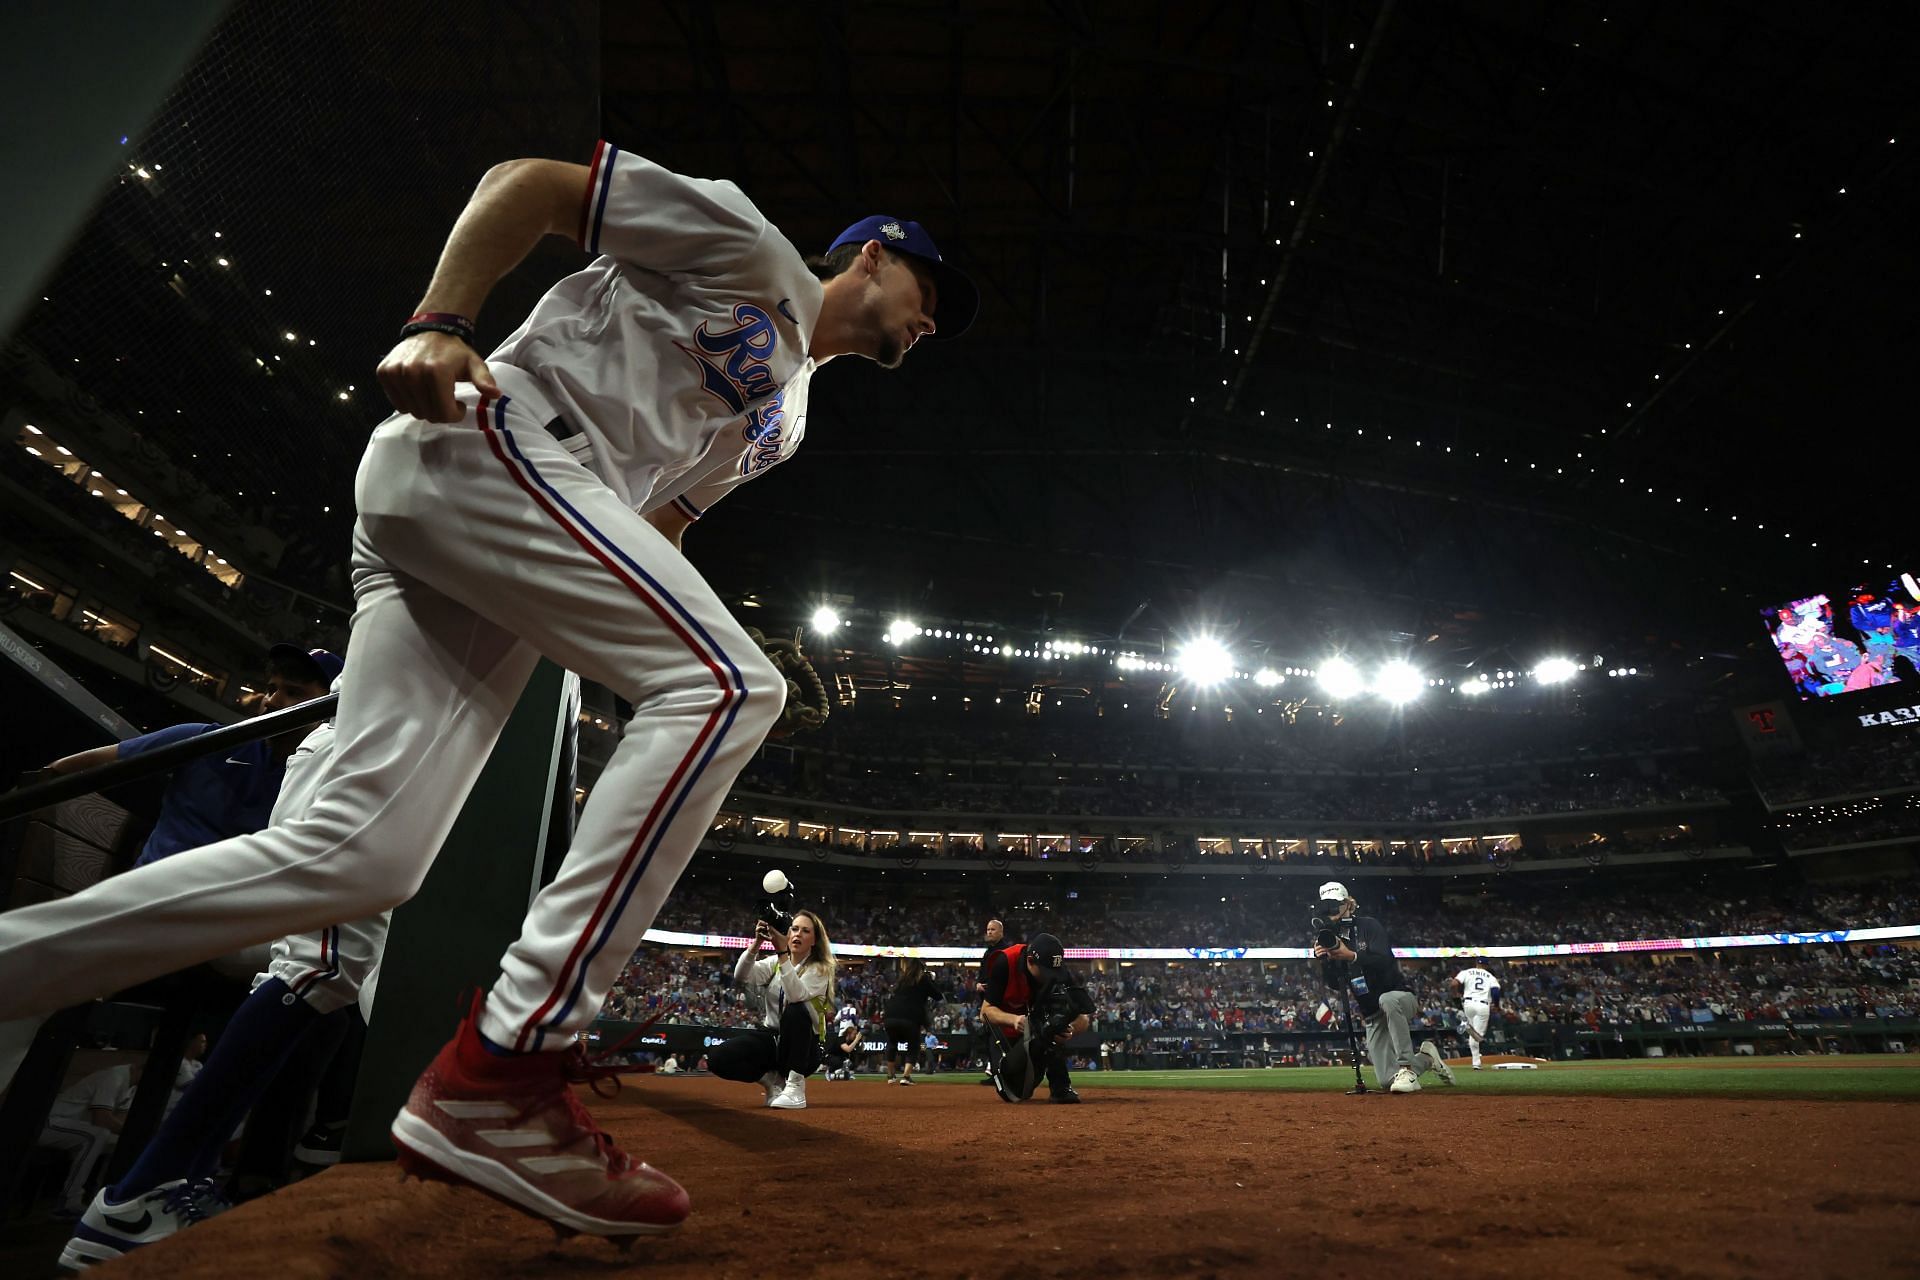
[{"x1": 676, "y1": 303, "x2": 779, "y2": 415}]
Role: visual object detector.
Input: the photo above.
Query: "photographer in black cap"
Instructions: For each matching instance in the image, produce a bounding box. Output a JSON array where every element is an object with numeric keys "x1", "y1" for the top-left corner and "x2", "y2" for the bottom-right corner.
[
  {"x1": 979, "y1": 932, "x2": 1094, "y2": 1103},
  {"x1": 1311, "y1": 881, "x2": 1454, "y2": 1094}
]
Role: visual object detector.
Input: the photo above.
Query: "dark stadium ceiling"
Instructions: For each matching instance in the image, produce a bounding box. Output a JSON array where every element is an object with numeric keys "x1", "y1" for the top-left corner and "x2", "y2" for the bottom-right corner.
[{"x1": 11, "y1": 0, "x2": 1916, "y2": 672}]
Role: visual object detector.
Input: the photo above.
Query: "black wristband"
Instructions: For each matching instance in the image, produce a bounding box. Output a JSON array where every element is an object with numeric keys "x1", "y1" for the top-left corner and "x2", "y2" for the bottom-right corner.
[{"x1": 399, "y1": 319, "x2": 476, "y2": 345}]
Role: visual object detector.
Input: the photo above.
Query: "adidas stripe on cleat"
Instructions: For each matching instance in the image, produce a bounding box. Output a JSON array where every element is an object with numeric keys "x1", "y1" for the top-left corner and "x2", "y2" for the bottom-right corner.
[{"x1": 388, "y1": 993, "x2": 688, "y2": 1240}]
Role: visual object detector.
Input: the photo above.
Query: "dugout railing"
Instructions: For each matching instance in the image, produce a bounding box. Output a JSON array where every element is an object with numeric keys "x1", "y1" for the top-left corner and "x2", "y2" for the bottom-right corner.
[{"x1": 0, "y1": 693, "x2": 340, "y2": 1214}]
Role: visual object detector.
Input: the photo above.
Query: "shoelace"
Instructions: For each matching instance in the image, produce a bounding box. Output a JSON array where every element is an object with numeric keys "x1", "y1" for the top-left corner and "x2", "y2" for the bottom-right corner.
[
  {"x1": 500, "y1": 1013, "x2": 665, "y2": 1176},
  {"x1": 158, "y1": 1179, "x2": 222, "y2": 1225},
  {"x1": 561, "y1": 1011, "x2": 665, "y2": 1100}
]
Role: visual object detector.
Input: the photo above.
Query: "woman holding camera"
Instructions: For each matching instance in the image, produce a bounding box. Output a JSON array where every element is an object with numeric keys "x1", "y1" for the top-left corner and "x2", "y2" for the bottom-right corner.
[
  {"x1": 882, "y1": 958, "x2": 943, "y2": 1085},
  {"x1": 709, "y1": 910, "x2": 835, "y2": 1109}
]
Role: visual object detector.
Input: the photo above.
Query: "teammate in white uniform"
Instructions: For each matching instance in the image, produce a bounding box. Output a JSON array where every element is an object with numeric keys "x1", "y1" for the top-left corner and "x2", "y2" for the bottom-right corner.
[
  {"x1": 1449, "y1": 964, "x2": 1502, "y2": 1070},
  {"x1": 0, "y1": 143, "x2": 976, "y2": 1242}
]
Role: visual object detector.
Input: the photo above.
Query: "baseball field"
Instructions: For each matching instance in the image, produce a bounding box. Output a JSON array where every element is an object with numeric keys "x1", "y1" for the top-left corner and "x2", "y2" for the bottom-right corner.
[{"x1": 96, "y1": 1056, "x2": 1920, "y2": 1279}]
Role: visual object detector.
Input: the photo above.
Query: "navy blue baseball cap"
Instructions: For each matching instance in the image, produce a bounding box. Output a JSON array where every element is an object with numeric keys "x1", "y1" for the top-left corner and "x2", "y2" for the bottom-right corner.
[
  {"x1": 827, "y1": 216, "x2": 978, "y2": 339},
  {"x1": 269, "y1": 643, "x2": 344, "y2": 687}
]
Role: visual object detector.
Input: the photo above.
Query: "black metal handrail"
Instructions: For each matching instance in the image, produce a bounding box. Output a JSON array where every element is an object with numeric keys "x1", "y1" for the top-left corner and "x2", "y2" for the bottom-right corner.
[{"x1": 0, "y1": 692, "x2": 339, "y2": 824}]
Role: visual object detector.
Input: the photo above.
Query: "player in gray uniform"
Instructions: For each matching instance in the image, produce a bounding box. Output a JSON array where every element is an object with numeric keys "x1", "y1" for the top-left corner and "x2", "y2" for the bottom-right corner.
[
  {"x1": 1312, "y1": 882, "x2": 1454, "y2": 1093},
  {"x1": 0, "y1": 144, "x2": 976, "y2": 1242}
]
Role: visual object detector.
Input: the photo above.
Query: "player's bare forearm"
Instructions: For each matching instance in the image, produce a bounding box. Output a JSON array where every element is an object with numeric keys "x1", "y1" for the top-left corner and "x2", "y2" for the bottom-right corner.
[
  {"x1": 416, "y1": 159, "x2": 591, "y2": 319},
  {"x1": 378, "y1": 159, "x2": 589, "y2": 422}
]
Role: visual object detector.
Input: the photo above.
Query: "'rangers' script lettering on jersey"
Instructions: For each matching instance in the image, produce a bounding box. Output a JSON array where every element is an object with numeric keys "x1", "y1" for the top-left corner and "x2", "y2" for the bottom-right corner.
[
  {"x1": 740, "y1": 392, "x2": 786, "y2": 475},
  {"x1": 677, "y1": 304, "x2": 780, "y2": 414}
]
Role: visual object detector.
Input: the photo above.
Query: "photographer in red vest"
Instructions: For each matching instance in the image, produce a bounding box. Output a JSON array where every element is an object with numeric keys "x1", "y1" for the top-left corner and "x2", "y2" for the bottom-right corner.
[{"x1": 980, "y1": 933, "x2": 1093, "y2": 1103}]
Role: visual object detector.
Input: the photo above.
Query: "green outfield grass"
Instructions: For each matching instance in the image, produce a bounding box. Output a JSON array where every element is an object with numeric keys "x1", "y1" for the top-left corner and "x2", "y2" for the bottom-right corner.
[{"x1": 895, "y1": 1057, "x2": 1920, "y2": 1100}]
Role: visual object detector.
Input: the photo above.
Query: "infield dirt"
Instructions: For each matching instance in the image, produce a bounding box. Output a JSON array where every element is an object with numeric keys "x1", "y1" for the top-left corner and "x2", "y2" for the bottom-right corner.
[{"x1": 101, "y1": 1074, "x2": 1919, "y2": 1279}]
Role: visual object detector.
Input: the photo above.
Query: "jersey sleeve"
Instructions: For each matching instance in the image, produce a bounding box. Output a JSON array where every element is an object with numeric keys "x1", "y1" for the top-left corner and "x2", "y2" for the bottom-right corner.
[
  {"x1": 115, "y1": 722, "x2": 218, "y2": 760},
  {"x1": 578, "y1": 142, "x2": 768, "y2": 277}
]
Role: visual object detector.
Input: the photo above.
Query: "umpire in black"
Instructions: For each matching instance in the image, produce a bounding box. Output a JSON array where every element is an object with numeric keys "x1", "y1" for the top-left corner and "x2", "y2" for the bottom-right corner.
[
  {"x1": 980, "y1": 932, "x2": 1094, "y2": 1103},
  {"x1": 1311, "y1": 881, "x2": 1453, "y2": 1094}
]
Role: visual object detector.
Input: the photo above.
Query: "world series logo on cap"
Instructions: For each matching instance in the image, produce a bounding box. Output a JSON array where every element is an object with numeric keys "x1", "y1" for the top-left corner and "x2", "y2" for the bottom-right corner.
[{"x1": 879, "y1": 221, "x2": 906, "y2": 240}]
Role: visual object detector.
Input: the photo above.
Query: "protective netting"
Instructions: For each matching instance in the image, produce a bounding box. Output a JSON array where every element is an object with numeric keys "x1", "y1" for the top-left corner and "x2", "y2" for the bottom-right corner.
[{"x1": 6, "y1": 0, "x2": 599, "y2": 603}]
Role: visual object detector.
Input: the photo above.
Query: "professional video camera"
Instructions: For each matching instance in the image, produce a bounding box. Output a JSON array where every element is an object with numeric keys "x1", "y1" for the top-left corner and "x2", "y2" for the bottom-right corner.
[
  {"x1": 758, "y1": 869, "x2": 798, "y2": 932},
  {"x1": 1033, "y1": 979, "x2": 1095, "y2": 1045}
]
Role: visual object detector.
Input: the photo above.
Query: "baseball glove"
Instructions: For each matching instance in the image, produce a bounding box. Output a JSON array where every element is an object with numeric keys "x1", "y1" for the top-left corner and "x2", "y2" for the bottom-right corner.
[{"x1": 746, "y1": 627, "x2": 830, "y2": 736}]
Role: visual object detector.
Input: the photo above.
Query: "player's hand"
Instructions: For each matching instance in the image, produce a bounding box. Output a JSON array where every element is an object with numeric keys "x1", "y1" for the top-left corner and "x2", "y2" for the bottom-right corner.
[
  {"x1": 1012, "y1": 1015, "x2": 1028, "y2": 1035},
  {"x1": 376, "y1": 330, "x2": 500, "y2": 423}
]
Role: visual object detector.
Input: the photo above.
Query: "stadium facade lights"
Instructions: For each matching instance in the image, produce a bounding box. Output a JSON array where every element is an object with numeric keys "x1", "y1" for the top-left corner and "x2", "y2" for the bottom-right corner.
[
  {"x1": 884, "y1": 619, "x2": 916, "y2": 646},
  {"x1": 1176, "y1": 636, "x2": 1235, "y2": 687},
  {"x1": 1253, "y1": 668, "x2": 1284, "y2": 688},
  {"x1": 1374, "y1": 660, "x2": 1424, "y2": 704},
  {"x1": 1460, "y1": 676, "x2": 1492, "y2": 696},
  {"x1": 809, "y1": 606, "x2": 840, "y2": 634},
  {"x1": 1534, "y1": 657, "x2": 1579, "y2": 685},
  {"x1": 1317, "y1": 656, "x2": 1364, "y2": 700}
]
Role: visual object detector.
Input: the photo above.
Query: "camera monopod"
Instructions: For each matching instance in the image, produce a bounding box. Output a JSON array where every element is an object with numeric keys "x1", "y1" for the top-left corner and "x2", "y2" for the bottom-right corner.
[{"x1": 1337, "y1": 983, "x2": 1370, "y2": 1096}]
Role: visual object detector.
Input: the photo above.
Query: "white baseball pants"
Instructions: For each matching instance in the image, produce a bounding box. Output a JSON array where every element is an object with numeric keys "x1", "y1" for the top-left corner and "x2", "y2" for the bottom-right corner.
[
  {"x1": 247, "y1": 721, "x2": 390, "y2": 1018},
  {"x1": 1462, "y1": 999, "x2": 1491, "y2": 1066},
  {"x1": 0, "y1": 390, "x2": 784, "y2": 1052}
]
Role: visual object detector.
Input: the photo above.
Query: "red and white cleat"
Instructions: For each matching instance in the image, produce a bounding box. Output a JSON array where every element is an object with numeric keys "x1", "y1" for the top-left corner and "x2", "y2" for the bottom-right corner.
[{"x1": 389, "y1": 995, "x2": 688, "y2": 1239}]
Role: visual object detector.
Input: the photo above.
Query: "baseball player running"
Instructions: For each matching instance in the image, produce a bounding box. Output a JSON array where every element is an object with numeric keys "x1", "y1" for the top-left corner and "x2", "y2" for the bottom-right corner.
[
  {"x1": 1449, "y1": 963, "x2": 1502, "y2": 1070},
  {"x1": 0, "y1": 143, "x2": 976, "y2": 1243}
]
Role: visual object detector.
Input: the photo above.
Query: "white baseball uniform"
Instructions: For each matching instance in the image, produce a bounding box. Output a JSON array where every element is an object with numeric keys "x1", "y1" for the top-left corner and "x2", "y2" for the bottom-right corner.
[
  {"x1": 1455, "y1": 966, "x2": 1500, "y2": 1067},
  {"x1": 0, "y1": 143, "x2": 814, "y2": 1054},
  {"x1": 253, "y1": 705, "x2": 388, "y2": 1018}
]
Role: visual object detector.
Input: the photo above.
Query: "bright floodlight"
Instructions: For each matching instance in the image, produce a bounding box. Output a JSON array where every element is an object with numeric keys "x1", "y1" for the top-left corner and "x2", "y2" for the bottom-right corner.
[
  {"x1": 885, "y1": 619, "x2": 916, "y2": 646},
  {"x1": 1534, "y1": 657, "x2": 1579, "y2": 685},
  {"x1": 1318, "y1": 656, "x2": 1365, "y2": 699},
  {"x1": 1460, "y1": 676, "x2": 1492, "y2": 697},
  {"x1": 1253, "y1": 667, "x2": 1284, "y2": 688},
  {"x1": 1177, "y1": 637, "x2": 1235, "y2": 687},
  {"x1": 810, "y1": 606, "x2": 840, "y2": 634},
  {"x1": 1374, "y1": 660, "x2": 1424, "y2": 704}
]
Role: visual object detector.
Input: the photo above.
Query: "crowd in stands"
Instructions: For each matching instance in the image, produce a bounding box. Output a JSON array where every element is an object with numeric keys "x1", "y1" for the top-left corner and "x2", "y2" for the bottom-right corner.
[
  {"x1": 796, "y1": 701, "x2": 1688, "y2": 773},
  {"x1": 646, "y1": 867, "x2": 1920, "y2": 952},
  {"x1": 736, "y1": 750, "x2": 1724, "y2": 826},
  {"x1": 1776, "y1": 796, "x2": 1920, "y2": 851},
  {"x1": 1757, "y1": 734, "x2": 1920, "y2": 806},
  {"x1": 598, "y1": 941, "x2": 1920, "y2": 1046}
]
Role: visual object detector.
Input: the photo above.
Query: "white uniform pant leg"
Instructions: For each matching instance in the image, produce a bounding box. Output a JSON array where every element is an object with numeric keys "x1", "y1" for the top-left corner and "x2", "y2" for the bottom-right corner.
[
  {"x1": 0, "y1": 518, "x2": 538, "y2": 1020},
  {"x1": 349, "y1": 401, "x2": 785, "y2": 1051},
  {"x1": 41, "y1": 1118, "x2": 114, "y2": 1209},
  {"x1": 248, "y1": 723, "x2": 392, "y2": 1016},
  {"x1": 1463, "y1": 1000, "x2": 1490, "y2": 1065}
]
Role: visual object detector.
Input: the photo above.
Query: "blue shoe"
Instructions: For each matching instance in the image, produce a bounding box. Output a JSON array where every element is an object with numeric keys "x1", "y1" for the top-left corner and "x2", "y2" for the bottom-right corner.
[{"x1": 58, "y1": 1178, "x2": 226, "y2": 1271}]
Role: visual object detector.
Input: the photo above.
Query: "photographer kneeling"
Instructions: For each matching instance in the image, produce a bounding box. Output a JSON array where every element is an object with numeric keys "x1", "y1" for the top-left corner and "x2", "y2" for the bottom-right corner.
[
  {"x1": 710, "y1": 911, "x2": 835, "y2": 1110},
  {"x1": 980, "y1": 933, "x2": 1095, "y2": 1104},
  {"x1": 1312, "y1": 882, "x2": 1454, "y2": 1094}
]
